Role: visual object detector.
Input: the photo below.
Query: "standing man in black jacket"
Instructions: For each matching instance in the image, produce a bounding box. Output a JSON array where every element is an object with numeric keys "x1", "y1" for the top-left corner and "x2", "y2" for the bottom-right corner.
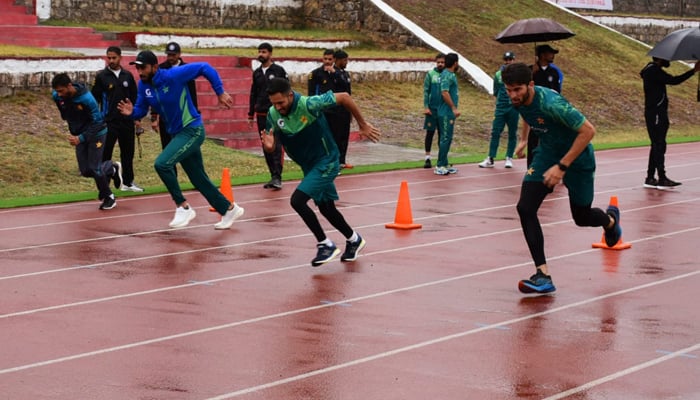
[
  {"x1": 249, "y1": 42, "x2": 288, "y2": 190},
  {"x1": 640, "y1": 57, "x2": 699, "y2": 190},
  {"x1": 92, "y1": 46, "x2": 143, "y2": 192}
]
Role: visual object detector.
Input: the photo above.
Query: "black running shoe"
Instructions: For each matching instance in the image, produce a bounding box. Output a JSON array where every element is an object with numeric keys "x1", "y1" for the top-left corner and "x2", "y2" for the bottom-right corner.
[
  {"x1": 656, "y1": 177, "x2": 681, "y2": 190},
  {"x1": 99, "y1": 195, "x2": 116, "y2": 210},
  {"x1": 341, "y1": 235, "x2": 366, "y2": 262},
  {"x1": 604, "y1": 205, "x2": 622, "y2": 247},
  {"x1": 423, "y1": 159, "x2": 432, "y2": 169},
  {"x1": 643, "y1": 177, "x2": 658, "y2": 189},
  {"x1": 311, "y1": 243, "x2": 340, "y2": 267}
]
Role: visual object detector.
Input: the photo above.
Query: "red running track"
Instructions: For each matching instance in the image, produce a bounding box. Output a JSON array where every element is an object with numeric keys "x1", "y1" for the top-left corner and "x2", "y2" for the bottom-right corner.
[{"x1": 1, "y1": 143, "x2": 699, "y2": 399}]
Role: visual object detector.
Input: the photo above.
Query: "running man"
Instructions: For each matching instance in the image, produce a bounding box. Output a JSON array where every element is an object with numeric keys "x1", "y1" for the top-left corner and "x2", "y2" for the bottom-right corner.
[
  {"x1": 260, "y1": 78, "x2": 380, "y2": 266},
  {"x1": 117, "y1": 50, "x2": 244, "y2": 229},
  {"x1": 502, "y1": 62, "x2": 622, "y2": 294}
]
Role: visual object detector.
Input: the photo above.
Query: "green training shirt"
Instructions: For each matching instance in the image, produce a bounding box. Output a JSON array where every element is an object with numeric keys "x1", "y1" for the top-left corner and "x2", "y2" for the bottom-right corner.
[
  {"x1": 518, "y1": 86, "x2": 594, "y2": 170},
  {"x1": 267, "y1": 91, "x2": 340, "y2": 173}
]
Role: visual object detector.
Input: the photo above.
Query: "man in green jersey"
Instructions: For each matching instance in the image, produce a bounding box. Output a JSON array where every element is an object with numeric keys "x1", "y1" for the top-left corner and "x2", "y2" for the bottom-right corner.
[
  {"x1": 422, "y1": 53, "x2": 445, "y2": 168},
  {"x1": 502, "y1": 62, "x2": 621, "y2": 294},
  {"x1": 261, "y1": 78, "x2": 381, "y2": 267},
  {"x1": 435, "y1": 52, "x2": 460, "y2": 176}
]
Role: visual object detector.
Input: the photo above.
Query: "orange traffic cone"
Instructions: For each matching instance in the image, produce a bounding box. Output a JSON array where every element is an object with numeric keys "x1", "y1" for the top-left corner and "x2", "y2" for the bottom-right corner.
[
  {"x1": 385, "y1": 181, "x2": 422, "y2": 230},
  {"x1": 592, "y1": 196, "x2": 631, "y2": 250},
  {"x1": 210, "y1": 168, "x2": 234, "y2": 212}
]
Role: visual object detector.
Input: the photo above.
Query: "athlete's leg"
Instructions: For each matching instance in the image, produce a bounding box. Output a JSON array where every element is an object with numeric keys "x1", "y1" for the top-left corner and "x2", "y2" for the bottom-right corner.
[
  {"x1": 290, "y1": 189, "x2": 326, "y2": 242},
  {"x1": 516, "y1": 181, "x2": 551, "y2": 268},
  {"x1": 317, "y1": 200, "x2": 353, "y2": 238}
]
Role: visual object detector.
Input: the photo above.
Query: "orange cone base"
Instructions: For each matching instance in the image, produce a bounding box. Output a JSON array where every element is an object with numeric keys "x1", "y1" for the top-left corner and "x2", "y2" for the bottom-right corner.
[
  {"x1": 211, "y1": 168, "x2": 233, "y2": 212},
  {"x1": 592, "y1": 234, "x2": 632, "y2": 250},
  {"x1": 385, "y1": 222, "x2": 422, "y2": 230}
]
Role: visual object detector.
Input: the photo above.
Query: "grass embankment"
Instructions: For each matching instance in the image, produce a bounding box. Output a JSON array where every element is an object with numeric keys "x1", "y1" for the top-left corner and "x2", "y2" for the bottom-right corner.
[{"x1": 2, "y1": 1, "x2": 699, "y2": 207}]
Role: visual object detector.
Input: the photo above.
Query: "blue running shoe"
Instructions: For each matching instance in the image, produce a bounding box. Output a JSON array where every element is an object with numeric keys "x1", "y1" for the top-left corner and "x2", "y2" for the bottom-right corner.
[
  {"x1": 311, "y1": 243, "x2": 340, "y2": 267},
  {"x1": 341, "y1": 235, "x2": 366, "y2": 262},
  {"x1": 604, "y1": 205, "x2": 622, "y2": 247},
  {"x1": 518, "y1": 271, "x2": 556, "y2": 294}
]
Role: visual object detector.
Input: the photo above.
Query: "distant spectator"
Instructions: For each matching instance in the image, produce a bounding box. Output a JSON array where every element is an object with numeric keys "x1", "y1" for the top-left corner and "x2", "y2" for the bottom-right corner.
[
  {"x1": 434, "y1": 52, "x2": 460, "y2": 176},
  {"x1": 422, "y1": 53, "x2": 445, "y2": 169},
  {"x1": 640, "y1": 57, "x2": 699, "y2": 189},
  {"x1": 248, "y1": 42, "x2": 288, "y2": 190},
  {"x1": 92, "y1": 46, "x2": 142, "y2": 192}
]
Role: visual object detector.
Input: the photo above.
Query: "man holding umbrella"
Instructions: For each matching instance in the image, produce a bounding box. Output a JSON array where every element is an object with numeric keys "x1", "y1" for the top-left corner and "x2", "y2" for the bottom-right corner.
[{"x1": 640, "y1": 57, "x2": 699, "y2": 190}]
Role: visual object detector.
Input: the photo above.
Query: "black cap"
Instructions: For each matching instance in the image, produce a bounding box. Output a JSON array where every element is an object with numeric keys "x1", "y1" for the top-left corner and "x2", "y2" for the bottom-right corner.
[
  {"x1": 334, "y1": 49, "x2": 348, "y2": 59},
  {"x1": 129, "y1": 50, "x2": 158, "y2": 66},
  {"x1": 503, "y1": 51, "x2": 515, "y2": 60},
  {"x1": 165, "y1": 42, "x2": 181, "y2": 55},
  {"x1": 536, "y1": 44, "x2": 559, "y2": 55}
]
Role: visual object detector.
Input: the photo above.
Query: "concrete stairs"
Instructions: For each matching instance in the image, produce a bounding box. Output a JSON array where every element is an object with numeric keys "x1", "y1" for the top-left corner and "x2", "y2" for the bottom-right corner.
[
  {"x1": 0, "y1": 0, "x2": 123, "y2": 48},
  {"x1": 0, "y1": 0, "x2": 259, "y2": 148}
]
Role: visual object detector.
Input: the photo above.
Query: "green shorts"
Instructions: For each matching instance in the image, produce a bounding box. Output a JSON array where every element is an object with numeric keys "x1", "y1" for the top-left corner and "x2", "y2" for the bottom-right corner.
[
  {"x1": 423, "y1": 108, "x2": 439, "y2": 131},
  {"x1": 524, "y1": 153, "x2": 596, "y2": 206},
  {"x1": 298, "y1": 159, "x2": 340, "y2": 204}
]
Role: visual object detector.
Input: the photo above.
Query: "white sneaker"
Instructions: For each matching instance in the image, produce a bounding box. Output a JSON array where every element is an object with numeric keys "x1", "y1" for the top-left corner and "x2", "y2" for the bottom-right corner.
[
  {"x1": 214, "y1": 203, "x2": 245, "y2": 230},
  {"x1": 505, "y1": 157, "x2": 513, "y2": 168},
  {"x1": 478, "y1": 157, "x2": 494, "y2": 168},
  {"x1": 434, "y1": 166, "x2": 449, "y2": 175},
  {"x1": 169, "y1": 206, "x2": 196, "y2": 228},
  {"x1": 121, "y1": 183, "x2": 144, "y2": 192}
]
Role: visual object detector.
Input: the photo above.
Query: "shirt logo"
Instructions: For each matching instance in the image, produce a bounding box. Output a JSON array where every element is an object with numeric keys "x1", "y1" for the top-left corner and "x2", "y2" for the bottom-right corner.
[
  {"x1": 276, "y1": 118, "x2": 285, "y2": 129},
  {"x1": 145, "y1": 89, "x2": 153, "y2": 97},
  {"x1": 122, "y1": 81, "x2": 129, "y2": 88}
]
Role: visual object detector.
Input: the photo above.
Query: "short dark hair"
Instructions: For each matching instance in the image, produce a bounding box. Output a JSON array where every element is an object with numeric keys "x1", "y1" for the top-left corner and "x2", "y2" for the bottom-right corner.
[
  {"x1": 501, "y1": 62, "x2": 532, "y2": 85},
  {"x1": 444, "y1": 53, "x2": 458, "y2": 68},
  {"x1": 106, "y1": 46, "x2": 121, "y2": 55},
  {"x1": 266, "y1": 77, "x2": 292, "y2": 96},
  {"x1": 435, "y1": 53, "x2": 445, "y2": 60},
  {"x1": 51, "y1": 73, "x2": 72, "y2": 89},
  {"x1": 258, "y1": 42, "x2": 273, "y2": 52},
  {"x1": 323, "y1": 49, "x2": 335, "y2": 56}
]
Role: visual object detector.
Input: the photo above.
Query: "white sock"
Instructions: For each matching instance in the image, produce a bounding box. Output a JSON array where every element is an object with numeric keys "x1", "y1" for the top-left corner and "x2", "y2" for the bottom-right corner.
[
  {"x1": 319, "y1": 238, "x2": 333, "y2": 247},
  {"x1": 348, "y1": 232, "x2": 359, "y2": 242}
]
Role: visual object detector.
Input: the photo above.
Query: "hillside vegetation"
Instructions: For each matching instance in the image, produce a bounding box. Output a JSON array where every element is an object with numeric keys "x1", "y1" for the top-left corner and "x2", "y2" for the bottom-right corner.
[{"x1": 1, "y1": 0, "x2": 699, "y2": 205}]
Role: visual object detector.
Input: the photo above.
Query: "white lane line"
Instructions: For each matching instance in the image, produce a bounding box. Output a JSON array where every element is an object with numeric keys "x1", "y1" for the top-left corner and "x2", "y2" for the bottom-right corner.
[
  {"x1": 1, "y1": 228, "x2": 698, "y2": 378},
  {"x1": 542, "y1": 342, "x2": 700, "y2": 400},
  {"x1": 205, "y1": 270, "x2": 700, "y2": 399}
]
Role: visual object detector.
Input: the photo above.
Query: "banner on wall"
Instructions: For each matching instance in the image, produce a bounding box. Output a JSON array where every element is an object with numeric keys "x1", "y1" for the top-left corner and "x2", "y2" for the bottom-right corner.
[{"x1": 551, "y1": 0, "x2": 613, "y2": 10}]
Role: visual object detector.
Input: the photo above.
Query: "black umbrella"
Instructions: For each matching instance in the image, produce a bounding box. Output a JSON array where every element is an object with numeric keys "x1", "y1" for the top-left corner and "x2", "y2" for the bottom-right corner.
[
  {"x1": 647, "y1": 26, "x2": 700, "y2": 61},
  {"x1": 647, "y1": 26, "x2": 700, "y2": 102},
  {"x1": 494, "y1": 18, "x2": 575, "y2": 44}
]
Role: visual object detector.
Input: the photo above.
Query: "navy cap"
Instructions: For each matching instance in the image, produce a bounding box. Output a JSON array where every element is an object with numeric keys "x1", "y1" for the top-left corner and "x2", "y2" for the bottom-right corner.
[
  {"x1": 165, "y1": 42, "x2": 181, "y2": 54},
  {"x1": 129, "y1": 50, "x2": 158, "y2": 66},
  {"x1": 334, "y1": 49, "x2": 348, "y2": 59},
  {"x1": 503, "y1": 51, "x2": 515, "y2": 60},
  {"x1": 536, "y1": 44, "x2": 559, "y2": 55}
]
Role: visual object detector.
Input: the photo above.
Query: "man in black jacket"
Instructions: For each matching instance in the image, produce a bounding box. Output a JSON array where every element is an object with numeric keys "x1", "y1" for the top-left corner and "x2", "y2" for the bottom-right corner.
[
  {"x1": 92, "y1": 46, "x2": 142, "y2": 192},
  {"x1": 248, "y1": 42, "x2": 288, "y2": 190},
  {"x1": 640, "y1": 57, "x2": 699, "y2": 190}
]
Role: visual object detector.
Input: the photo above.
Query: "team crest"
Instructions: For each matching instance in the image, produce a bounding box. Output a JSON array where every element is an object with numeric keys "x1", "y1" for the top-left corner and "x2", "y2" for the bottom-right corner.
[{"x1": 276, "y1": 118, "x2": 285, "y2": 129}]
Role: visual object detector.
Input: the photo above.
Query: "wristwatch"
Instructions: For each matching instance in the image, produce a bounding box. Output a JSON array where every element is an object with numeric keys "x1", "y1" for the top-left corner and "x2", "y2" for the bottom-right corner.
[{"x1": 556, "y1": 162, "x2": 568, "y2": 171}]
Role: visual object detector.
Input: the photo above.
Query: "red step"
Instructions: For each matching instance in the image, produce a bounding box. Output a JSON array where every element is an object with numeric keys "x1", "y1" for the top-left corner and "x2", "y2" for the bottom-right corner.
[{"x1": 0, "y1": 13, "x2": 37, "y2": 25}]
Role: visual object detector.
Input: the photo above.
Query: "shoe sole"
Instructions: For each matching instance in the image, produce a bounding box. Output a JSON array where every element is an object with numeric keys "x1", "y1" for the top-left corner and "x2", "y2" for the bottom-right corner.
[
  {"x1": 214, "y1": 206, "x2": 245, "y2": 230},
  {"x1": 311, "y1": 248, "x2": 341, "y2": 267},
  {"x1": 656, "y1": 186, "x2": 678, "y2": 191},
  {"x1": 479, "y1": 165, "x2": 494, "y2": 168},
  {"x1": 643, "y1": 184, "x2": 657, "y2": 189},
  {"x1": 169, "y1": 210, "x2": 196, "y2": 228},
  {"x1": 518, "y1": 280, "x2": 556, "y2": 294},
  {"x1": 341, "y1": 239, "x2": 366, "y2": 262},
  {"x1": 113, "y1": 162, "x2": 123, "y2": 190}
]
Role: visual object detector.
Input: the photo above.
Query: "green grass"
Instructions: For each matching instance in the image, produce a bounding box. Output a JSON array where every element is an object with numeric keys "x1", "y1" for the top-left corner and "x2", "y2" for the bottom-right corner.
[{"x1": 2, "y1": 2, "x2": 700, "y2": 208}]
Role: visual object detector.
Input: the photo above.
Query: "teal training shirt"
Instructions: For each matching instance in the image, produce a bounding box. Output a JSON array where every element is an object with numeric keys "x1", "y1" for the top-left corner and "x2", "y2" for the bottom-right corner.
[
  {"x1": 423, "y1": 68, "x2": 442, "y2": 109},
  {"x1": 437, "y1": 69, "x2": 459, "y2": 118},
  {"x1": 266, "y1": 91, "x2": 340, "y2": 173},
  {"x1": 518, "y1": 86, "x2": 594, "y2": 170}
]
